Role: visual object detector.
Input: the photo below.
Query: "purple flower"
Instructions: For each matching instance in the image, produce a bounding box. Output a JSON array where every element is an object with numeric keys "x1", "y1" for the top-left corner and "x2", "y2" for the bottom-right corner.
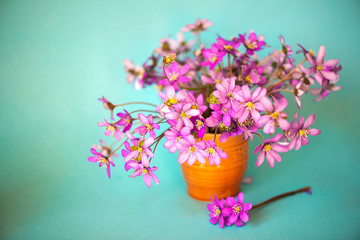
[
  {"x1": 134, "y1": 113, "x2": 160, "y2": 138},
  {"x1": 127, "y1": 160, "x2": 159, "y2": 188},
  {"x1": 238, "y1": 31, "x2": 265, "y2": 55},
  {"x1": 212, "y1": 77, "x2": 242, "y2": 110},
  {"x1": 204, "y1": 140, "x2": 227, "y2": 165},
  {"x1": 222, "y1": 192, "x2": 252, "y2": 226},
  {"x1": 207, "y1": 195, "x2": 226, "y2": 228},
  {"x1": 163, "y1": 121, "x2": 191, "y2": 153},
  {"x1": 124, "y1": 137, "x2": 155, "y2": 167},
  {"x1": 201, "y1": 43, "x2": 226, "y2": 70},
  {"x1": 88, "y1": 148, "x2": 115, "y2": 178},
  {"x1": 193, "y1": 116, "x2": 207, "y2": 138},
  {"x1": 177, "y1": 135, "x2": 207, "y2": 165},
  {"x1": 258, "y1": 97, "x2": 290, "y2": 135},
  {"x1": 98, "y1": 96, "x2": 115, "y2": 120},
  {"x1": 124, "y1": 59, "x2": 144, "y2": 83},
  {"x1": 218, "y1": 121, "x2": 243, "y2": 143},
  {"x1": 236, "y1": 85, "x2": 267, "y2": 123},
  {"x1": 165, "y1": 102, "x2": 200, "y2": 129},
  {"x1": 181, "y1": 18, "x2": 213, "y2": 35},
  {"x1": 200, "y1": 69, "x2": 224, "y2": 84},
  {"x1": 288, "y1": 114, "x2": 321, "y2": 151},
  {"x1": 305, "y1": 45, "x2": 341, "y2": 85},
  {"x1": 207, "y1": 103, "x2": 235, "y2": 127},
  {"x1": 159, "y1": 62, "x2": 190, "y2": 90},
  {"x1": 240, "y1": 63, "x2": 266, "y2": 85},
  {"x1": 254, "y1": 134, "x2": 288, "y2": 168},
  {"x1": 311, "y1": 80, "x2": 342, "y2": 102},
  {"x1": 98, "y1": 118, "x2": 124, "y2": 141},
  {"x1": 216, "y1": 35, "x2": 241, "y2": 54},
  {"x1": 237, "y1": 117, "x2": 258, "y2": 140},
  {"x1": 117, "y1": 110, "x2": 133, "y2": 132}
]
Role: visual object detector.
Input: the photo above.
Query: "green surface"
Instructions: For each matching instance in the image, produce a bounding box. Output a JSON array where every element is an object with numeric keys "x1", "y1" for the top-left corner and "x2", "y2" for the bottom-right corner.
[{"x1": 0, "y1": 0, "x2": 359, "y2": 239}]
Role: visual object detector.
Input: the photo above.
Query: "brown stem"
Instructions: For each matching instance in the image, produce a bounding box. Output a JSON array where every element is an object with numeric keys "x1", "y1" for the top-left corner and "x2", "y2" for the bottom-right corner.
[
  {"x1": 228, "y1": 53, "x2": 233, "y2": 77},
  {"x1": 252, "y1": 132, "x2": 265, "y2": 142},
  {"x1": 115, "y1": 102, "x2": 157, "y2": 108},
  {"x1": 266, "y1": 58, "x2": 306, "y2": 92},
  {"x1": 267, "y1": 88, "x2": 294, "y2": 96},
  {"x1": 251, "y1": 186, "x2": 311, "y2": 211},
  {"x1": 257, "y1": 50, "x2": 283, "y2": 66},
  {"x1": 108, "y1": 138, "x2": 128, "y2": 157}
]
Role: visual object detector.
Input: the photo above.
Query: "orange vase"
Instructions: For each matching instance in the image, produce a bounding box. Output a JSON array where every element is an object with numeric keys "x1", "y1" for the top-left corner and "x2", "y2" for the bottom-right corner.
[{"x1": 180, "y1": 133, "x2": 249, "y2": 201}]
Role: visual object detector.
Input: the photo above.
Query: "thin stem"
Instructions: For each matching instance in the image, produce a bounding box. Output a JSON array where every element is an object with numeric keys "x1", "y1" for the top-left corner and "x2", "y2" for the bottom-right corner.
[
  {"x1": 228, "y1": 53, "x2": 233, "y2": 77},
  {"x1": 108, "y1": 138, "x2": 128, "y2": 157},
  {"x1": 252, "y1": 132, "x2": 265, "y2": 142},
  {"x1": 267, "y1": 88, "x2": 293, "y2": 96},
  {"x1": 179, "y1": 83, "x2": 207, "y2": 91},
  {"x1": 266, "y1": 58, "x2": 306, "y2": 91},
  {"x1": 214, "y1": 126, "x2": 219, "y2": 142},
  {"x1": 163, "y1": 64, "x2": 172, "y2": 85},
  {"x1": 257, "y1": 50, "x2": 283, "y2": 66},
  {"x1": 115, "y1": 102, "x2": 157, "y2": 108},
  {"x1": 251, "y1": 186, "x2": 311, "y2": 211}
]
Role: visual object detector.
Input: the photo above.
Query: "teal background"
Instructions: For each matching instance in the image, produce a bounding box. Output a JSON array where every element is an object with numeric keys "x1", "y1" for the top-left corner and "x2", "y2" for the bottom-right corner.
[{"x1": 1, "y1": 0, "x2": 359, "y2": 239}]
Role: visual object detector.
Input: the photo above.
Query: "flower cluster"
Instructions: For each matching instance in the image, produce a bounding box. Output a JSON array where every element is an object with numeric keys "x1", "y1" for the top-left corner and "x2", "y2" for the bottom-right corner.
[
  {"x1": 208, "y1": 193, "x2": 252, "y2": 228},
  {"x1": 87, "y1": 18, "x2": 341, "y2": 186}
]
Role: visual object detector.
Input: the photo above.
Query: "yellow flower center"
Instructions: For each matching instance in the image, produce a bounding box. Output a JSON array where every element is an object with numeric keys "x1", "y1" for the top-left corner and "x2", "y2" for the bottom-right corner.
[
  {"x1": 138, "y1": 147, "x2": 143, "y2": 152},
  {"x1": 245, "y1": 102, "x2": 255, "y2": 110},
  {"x1": 215, "y1": 209, "x2": 221, "y2": 215},
  {"x1": 299, "y1": 129, "x2": 307, "y2": 136},
  {"x1": 191, "y1": 105, "x2": 198, "y2": 109},
  {"x1": 245, "y1": 75, "x2": 252, "y2": 83},
  {"x1": 196, "y1": 120, "x2": 203, "y2": 127},
  {"x1": 145, "y1": 124, "x2": 152, "y2": 130},
  {"x1": 216, "y1": 79, "x2": 221, "y2": 84},
  {"x1": 270, "y1": 112, "x2": 280, "y2": 119},
  {"x1": 107, "y1": 126, "x2": 115, "y2": 132},
  {"x1": 100, "y1": 158, "x2": 107, "y2": 163},
  {"x1": 224, "y1": 45, "x2": 232, "y2": 50},
  {"x1": 264, "y1": 144, "x2": 272, "y2": 152},
  {"x1": 126, "y1": 119, "x2": 131, "y2": 123},
  {"x1": 212, "y1": 56, "x2": 217, "y2": 62},
  {"x1": 227, "y1": 92, "x2": 234, "y2": 99},
  {"x1": 166, "y1": 57, "x2": 171, "y2": 63},
  {"x1": 248, "y1": 43, "x2": 254, "y2": 49},
  {"x1": 180, "y1": 111, "x2": 189, "y2": 118},
  {"x1": 317, "y1": 65, "x2": 323, "y2": 71},
  {"x1": 189, "y1": 146, "x2": 196, "y2": 152},
  {"x1": 208, "y1": 147, "x2": 215, "y2": 154},
  {"x1": 142, "y1": 169, "x2": 148, "y2": 174},
  {"x1": 169, "y1": 98, "x2": 178, "y2": 104},
  {"x1": 309, "y1": 49, "x2": 315, "y2": 57},
  {"x1": 171, "y1": 74, "x2": 178, "y2": 80}
]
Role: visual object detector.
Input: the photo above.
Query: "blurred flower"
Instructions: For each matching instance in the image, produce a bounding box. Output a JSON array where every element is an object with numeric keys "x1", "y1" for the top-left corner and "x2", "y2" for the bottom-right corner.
[{"x1": 182, "y1": 18, "x2": 213, "y2": 35}]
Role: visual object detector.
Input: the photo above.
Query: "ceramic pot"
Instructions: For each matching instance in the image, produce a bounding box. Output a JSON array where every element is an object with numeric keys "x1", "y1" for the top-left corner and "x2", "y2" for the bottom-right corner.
[{"x1": 180, "y1": 133, "x2": 249, "y2": 201}]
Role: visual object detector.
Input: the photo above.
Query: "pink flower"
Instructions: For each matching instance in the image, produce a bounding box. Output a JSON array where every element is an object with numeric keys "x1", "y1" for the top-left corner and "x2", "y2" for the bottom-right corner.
[
  {"x1": 201, "y1": 43, "x2": 226, "y2": 70},
  {"x1": 222, "y1": 192, "x2": 252, "y2": 226},
  {"x1": 156, "y1": 86, "x2": 188, "y2": 115},
  {"x1": 305, "y1": 45, "x2": 341, "y2": 85},
  {"x1": 98, "y1": 118, "x2": 124, "y2": 141},
  {"x1": 88, "y1": 148, "x2": 115, "y2": 178},
  {"x1": 212, "y1": 77, "x2": 242, "y2": 110},
  {"x1": 208, "y1": 195, "x2": 227, "y2": 228},
  {"x1": 288, "y1": 114, "x2": 321, "y2": 151},
  {"x1": 238, "y1": 31, "x2": 265, "y2": 55},
  {"x1": 134, "y1": 113, "x2": 160, "y2": 138},
  {"x1": 200, "y1": 69, "x2": 224, "y2": 84},
  {"x1": 124, "y1": 137, "x2": 155, "y2": 167},
  {"x1": 181, "y1": 18, "x2": 213, "y2": 35},
  {"x1": 185, "y1": 92, "x2": 208, "y2": 114},
  {"x1": 165, "y1": 102, "x2": 200, "y2": 129},
  {"x1": 117, "y1": 110, "x2": 133, "y2": 132},
  {"x1": 192, "y1": 116, "x2": 207, "y2": 138},
  {"x1": 204, "y1": 140, "x2": 227, "y2": 165},
  {"x1": 258, "y1": 97, "x2": 290, "y2": 135},
  {"x1": 127, "y1": 161, "x2": 159, "y2": 188},
  {"x1": 177, "y1": 135, "x2": 207, "y2": 165},
  {"x1": 159, "y1": 62, "x2": 190, "y2": 90},
  {"x1": 254, "y1": 134, "x2": 288, "y2": 168},
  {"x1": 216, "y1": 35, "x2": 241, "y2": 54},
  {"x1": 236, "y1": 85, "x2": 267, "y2": 123},
  {"x1": 163, "y1": 121, "x2": 191, "y2": 153}
]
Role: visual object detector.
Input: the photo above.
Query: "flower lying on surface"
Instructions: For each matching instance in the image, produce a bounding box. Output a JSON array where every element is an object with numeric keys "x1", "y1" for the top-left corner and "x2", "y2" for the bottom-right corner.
[{"x1": 208, "y1": 193, "x2": 252, "y2": 228}]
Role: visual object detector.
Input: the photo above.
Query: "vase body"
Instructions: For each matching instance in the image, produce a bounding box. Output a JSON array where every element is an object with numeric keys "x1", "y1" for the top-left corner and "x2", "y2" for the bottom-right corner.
[{"x1": 180, "y1": 134, "x2": 249, "y2": 201}]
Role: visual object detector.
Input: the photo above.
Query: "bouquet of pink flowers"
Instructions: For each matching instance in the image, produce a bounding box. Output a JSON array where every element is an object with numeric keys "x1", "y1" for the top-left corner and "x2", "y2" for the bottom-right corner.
[{"x1": 88, "y1": 18, "x2": 342, "y2": 190}]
